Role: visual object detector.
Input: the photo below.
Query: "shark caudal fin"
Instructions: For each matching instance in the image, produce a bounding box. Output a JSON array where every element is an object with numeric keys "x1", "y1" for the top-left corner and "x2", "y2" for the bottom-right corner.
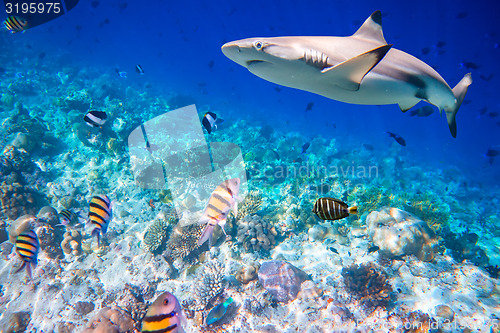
[{"x1": 445, "y1": 73, "x2": 472, "y2": 138}]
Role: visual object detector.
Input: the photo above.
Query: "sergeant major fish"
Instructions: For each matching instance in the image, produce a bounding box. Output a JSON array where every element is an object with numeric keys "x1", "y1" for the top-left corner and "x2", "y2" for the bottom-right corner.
[
  {"x1": 313, "y1": 197, "x2": 357, "y2": 221},
  {"x1": 89, "y1": 194, "x2": 112, "y2": 248},
  {"x1": 141, "y1": 292, "x2": 186, "y2": 333},
  {"x1": 197, "y1": 178, "x2": 242, "y2": 247},
  {"x1": 14, "y1": 229, "x2": 39, "y2": 279}
]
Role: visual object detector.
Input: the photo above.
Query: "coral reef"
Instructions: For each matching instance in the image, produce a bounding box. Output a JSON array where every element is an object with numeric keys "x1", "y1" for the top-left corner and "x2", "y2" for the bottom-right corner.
[
  {"x1": 366, "y1": 207, "x2": 438, "y2": 261},
  {"x1": 236, "y1": 215, "x2": 278, "y2": 252},
  {"x1": 348, "y1": 186, "x2": 449, "y2": 231},
  {"x1": 74, "y1": 301, "x2": 95, "y2": 315},
  {"x1": 6, "y1": 214, "x2": 37, "y2": 243},
  {"x1": 143, "y1": 219, "x2": 170, "y2": 254},
  {"x1": 235, "y1": 262, "x2": 260, "y2": 284},
  {"x1": 434, "y1": 304, "x2": 454, "y2": 322},
  {"x1": 192, "y1": 260, "x2": 225, "y2": 311},
  {"x1": 441, "y1": 228, "x2": 489, "y2": 267},
  {"x1": 111, "y1": 283, "x2": 149, "y2": 324},
  {"x1": 236, "y1": 191, "x2": 264, "y2": 220},
  {"x1": 484, "y1": 265, "x2": 500, "y2": 279},
  {"x1": 165, "y1": 223, "x2": 205, "y2": 261},
  {"x1": 82, "y1": 306, "x2": 135, "y2": 333},
  {"x1": 0, "y1": 145, "x2": 48, "y2": 221},
  {"x1": 2, "y1": 311, "x2": 31, "y2": 333},
  {"x1": 61, "y1": 230, "x2": 83, "y2": 256},
  {"x1": 0, "y1": 182, "x2": 43, "y2": 221},
  {"x1": 342, "y1": 262, "x2": 394, "y2": 309},
  {"x1": 258, "y1": 260, "x2": 309, "y2": 303},
  {"x1": 37, "y1": 214, "x2": 65, "y2": 259},
  {"x1": 36, "y1": 206, "x2": 59, "y2": 226},
  {"x1": 402, "y1": 311, "x2": 436, "y2": 333}
]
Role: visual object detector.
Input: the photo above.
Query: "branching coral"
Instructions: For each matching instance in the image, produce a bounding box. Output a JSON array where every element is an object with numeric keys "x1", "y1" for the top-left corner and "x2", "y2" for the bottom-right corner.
[
  {"x1": 192, "y1": 260, "x2": 225, "y2": 311},
  {"x1": 342, "y1": 262, "x2": 394, "y2": 309},
  {"x1": 165, "y1": 223, "x2": 205, "y2": 260},
  {"x1": 143, "y1": 220, "x2": 170, "y2": 254},
  {"x1": 236, "y1": 191, "x2": 263, "y2": 220}
]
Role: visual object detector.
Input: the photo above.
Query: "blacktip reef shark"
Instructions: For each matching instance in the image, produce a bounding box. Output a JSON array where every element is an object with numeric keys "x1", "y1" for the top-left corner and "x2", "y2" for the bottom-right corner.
[{"x1": 221, "y1": 11, "x2": 472, "y2": 137}]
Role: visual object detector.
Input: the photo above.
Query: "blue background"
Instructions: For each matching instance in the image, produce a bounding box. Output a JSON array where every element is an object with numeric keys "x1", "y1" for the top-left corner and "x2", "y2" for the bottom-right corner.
[{"x1": 2, "y1": 0, "x2": 499, "y2": 185}]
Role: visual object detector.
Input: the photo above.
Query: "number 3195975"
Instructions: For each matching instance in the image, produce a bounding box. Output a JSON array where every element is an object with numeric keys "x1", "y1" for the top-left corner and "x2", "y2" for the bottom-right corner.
[{"x1": 5, "y1": 2, "x2": 62, "y2": 15}]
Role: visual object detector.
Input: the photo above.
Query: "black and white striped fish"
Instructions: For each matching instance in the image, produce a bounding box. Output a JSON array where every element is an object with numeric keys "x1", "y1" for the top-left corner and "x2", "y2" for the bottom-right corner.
[
  {"x1": 84, "y1": 110, "x2": 108, "y2": 128},
  {"x1": 312, "y1": 197, "x2": 357, "y2": 221},
  {"x1": 197, "y1": 178, "x2": 242, "y2": 247},
  {"x1": 141, "y1": 292, "x2": 186, "y2": 333},
  {"x1": 89, "y1": 194, "x2": 112, "y2": 247}
]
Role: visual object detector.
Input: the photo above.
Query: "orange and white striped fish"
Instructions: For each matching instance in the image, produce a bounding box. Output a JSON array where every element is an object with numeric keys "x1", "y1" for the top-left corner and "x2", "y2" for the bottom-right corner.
[
  {"x1": 89, "y1": 194, "x2": 113, "y2": 247},
  {"x1": 141, "y1": 292, "x2": 186, "y2": 333},
  {"x1": 197, "y1": 178, "x2": 242, "y2": 247}
]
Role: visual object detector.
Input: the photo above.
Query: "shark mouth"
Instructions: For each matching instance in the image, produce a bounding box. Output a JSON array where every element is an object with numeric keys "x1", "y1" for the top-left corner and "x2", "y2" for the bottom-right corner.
[{"x1": 246, "y1": 60, "x2": 267, "y2": 67}]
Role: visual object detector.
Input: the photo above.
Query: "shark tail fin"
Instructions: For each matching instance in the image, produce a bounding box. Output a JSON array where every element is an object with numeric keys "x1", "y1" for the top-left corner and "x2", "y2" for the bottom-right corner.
[{"x1": 445, "y1": 73, "x2": 472, "y2": 138}]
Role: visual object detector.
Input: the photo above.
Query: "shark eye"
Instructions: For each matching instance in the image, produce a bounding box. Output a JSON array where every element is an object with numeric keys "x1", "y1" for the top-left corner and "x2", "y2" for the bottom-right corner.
[{"x1": 254, "y1": 41, "x2": 264, "y2": 50}]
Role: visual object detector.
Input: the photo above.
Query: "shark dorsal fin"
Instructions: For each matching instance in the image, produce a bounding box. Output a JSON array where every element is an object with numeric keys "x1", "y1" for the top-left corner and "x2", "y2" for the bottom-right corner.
[
  {"x1": 321, "y1": 44, "x2": 392, "y2": 91},
  {"x1": 353, "y1": 11, "x2": 387, "y2": 45}
]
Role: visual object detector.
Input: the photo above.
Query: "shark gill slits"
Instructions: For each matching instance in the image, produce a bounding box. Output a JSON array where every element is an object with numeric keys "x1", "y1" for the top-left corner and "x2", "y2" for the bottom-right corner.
[{"x1": 303, "y1": 49, "x2": 329, "y2": 69}]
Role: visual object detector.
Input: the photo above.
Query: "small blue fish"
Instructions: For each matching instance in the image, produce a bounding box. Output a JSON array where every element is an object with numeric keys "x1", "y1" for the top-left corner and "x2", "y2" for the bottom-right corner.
[{"x1": 206, "y1": 297, "x2": 233, "y2": 325}]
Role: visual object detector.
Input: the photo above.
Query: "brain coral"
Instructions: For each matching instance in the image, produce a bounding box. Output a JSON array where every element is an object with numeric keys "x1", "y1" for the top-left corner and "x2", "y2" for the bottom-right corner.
[{"x1": 366, "y1": 207, "x2": 438, "y2": 261}]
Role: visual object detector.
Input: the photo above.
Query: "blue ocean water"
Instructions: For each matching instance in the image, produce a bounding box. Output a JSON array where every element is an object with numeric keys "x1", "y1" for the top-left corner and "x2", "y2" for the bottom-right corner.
[
  {"x1": 0, "y1": 0, "x2": 499, "y2": 331},
  {"x1": 11, "y1": 0, "x2": 497, "y2": 181}
]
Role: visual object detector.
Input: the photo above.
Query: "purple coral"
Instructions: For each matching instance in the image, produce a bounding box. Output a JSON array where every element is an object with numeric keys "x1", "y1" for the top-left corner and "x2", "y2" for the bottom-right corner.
[{"x1": 257, "y1": 260, "x2": 309, "y2": 303}]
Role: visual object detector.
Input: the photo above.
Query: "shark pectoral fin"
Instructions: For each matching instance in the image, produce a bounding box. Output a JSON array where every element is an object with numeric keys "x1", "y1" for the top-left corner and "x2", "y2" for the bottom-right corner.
[
  {"x1": 398, "y1": 100, "x2": 419, "y2": 112},
  {"x1": 321, "y1": 44, "x2": 392, "y2": 91}
]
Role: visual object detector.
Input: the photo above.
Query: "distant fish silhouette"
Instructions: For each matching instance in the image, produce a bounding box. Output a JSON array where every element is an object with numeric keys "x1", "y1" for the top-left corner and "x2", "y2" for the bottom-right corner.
[
  {"x1": 479, "y1": 107, "x2": 488, "y2": 115},
  {"x1": 488, "y1": 112, "x2": 498, "y2": 118},
  {"x1": 480, "y1": 73, "x2": 494, "y2": 81},
  {"x1": 301, "y1": 142, "x2": 310, "y2": 154},
  {"x1": 387, "y1": 132, "x2": 406, "y2": 146},
  {"x1": 436, "y1": 41, "x2": 446, "y2": 48},
  {"x1": 135, "y1": 64, "x2": 144, "y2": 74},
  {"x1": 461, "y1": 62, "x2": 478, "y2": 70},
  {"x1": 305, "y1": 102, "x2": 314, "y2": 112}
]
